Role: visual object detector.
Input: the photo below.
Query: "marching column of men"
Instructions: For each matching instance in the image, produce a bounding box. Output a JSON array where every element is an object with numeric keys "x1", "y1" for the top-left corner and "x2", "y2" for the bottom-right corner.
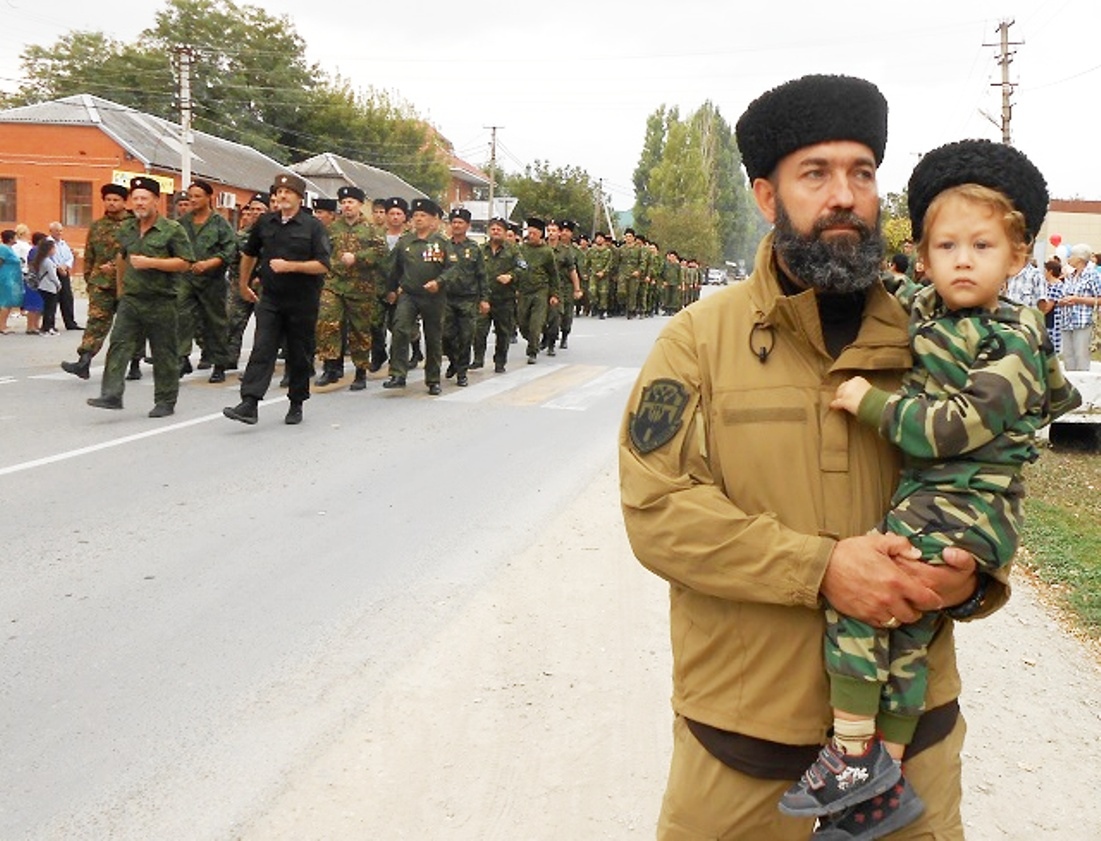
[{"x1": 62, "y1": 171, "x2": 709, "y2": 423}]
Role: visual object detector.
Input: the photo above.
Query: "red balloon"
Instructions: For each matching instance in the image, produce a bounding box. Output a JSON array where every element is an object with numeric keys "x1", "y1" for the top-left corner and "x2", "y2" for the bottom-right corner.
[{"x1": 1050, "y1": 233, "x2": 1062, "y2": 247}]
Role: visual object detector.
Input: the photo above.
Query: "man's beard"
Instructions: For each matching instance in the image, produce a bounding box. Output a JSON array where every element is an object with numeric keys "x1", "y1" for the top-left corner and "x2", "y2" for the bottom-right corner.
[{"x1": 772, "y1": 199, "x2": 883, "y2": 294}]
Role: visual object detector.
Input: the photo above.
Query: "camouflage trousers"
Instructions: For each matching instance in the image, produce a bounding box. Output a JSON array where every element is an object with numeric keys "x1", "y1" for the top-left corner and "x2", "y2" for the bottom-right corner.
[
  {"x1": 226, "y1": 288, "x2": 255, "y2": 367},
  {"x1": 826, "y1": 480, "x2": 1018, "y2": 744},
  {"x1": 316, "y1": 288, "x2": 375, "y2": 369},
  {"x1": 589, "y1": 277, "x2": 609, "y2": 312},
  {"x1": 177, "y1": 273, "x2": 230, "y2": 366},
  {"x1": 661, "y1": 282, "x2": 680, "y2": 313},
  {"x1": 101, "y1": 296, "x2": 179, "y2": 407},
  {"x1": 78, "y1": 283, "x2": 119, "y2": 357}
]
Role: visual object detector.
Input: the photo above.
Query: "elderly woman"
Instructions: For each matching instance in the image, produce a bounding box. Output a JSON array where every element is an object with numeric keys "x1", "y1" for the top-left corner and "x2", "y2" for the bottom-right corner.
[{"x1": 1045, "y1": 243, "x2": 1101, "y2": 370}]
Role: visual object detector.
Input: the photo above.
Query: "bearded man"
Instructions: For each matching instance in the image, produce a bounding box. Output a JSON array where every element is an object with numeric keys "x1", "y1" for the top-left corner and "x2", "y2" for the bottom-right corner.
[{"x1": 619, "y1": 74, "x2": 993, "y2": 840}]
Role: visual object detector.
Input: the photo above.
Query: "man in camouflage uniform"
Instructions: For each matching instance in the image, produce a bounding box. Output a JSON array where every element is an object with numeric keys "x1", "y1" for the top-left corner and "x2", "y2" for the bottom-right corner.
[
  {"x1": 542, "y1": 220, "x2": 580, "y2": 357},
  {"x1": 177, "y1": 179, "x2": 237, "y2": 383},
  {"x1": 87, "y1": 177, "x2": 194, "y2": 418},
  {"x1": 315, "y1": 185, "x2": 388, "y2": 391},
  {"x1": 382, "y1": 198, "x2": 455, "y2": 395},
  {"x1": 441, "y1": 207, "x2": 488, "y2": 387},
  {"x1": 226, "y1": 193, "x2": 268, "y2": 368},
  {"x1": 476, "y1": 217, "x2": 522, "y2": 373},
  {"x1": 516, "y1": 218, "x2": 560, "y2": 364},
  {"x1": 587, "y1": 232, "x2": 614, "y2": 319},
  {"x1": 660, "y1": 249, "x2": 682, "y2": 315},
  {"x1": 618, "y1": 228, "x2": 645, "y2": 318},
  {"x1": 556, "y1": 220, "x2": 584, "y2": 348},
  {"x1": 370, "y1": 196, "x2": 410, "y2": 372},
  {"x1": 61, "y1": 183, "x2": 134, "y2": 380}
]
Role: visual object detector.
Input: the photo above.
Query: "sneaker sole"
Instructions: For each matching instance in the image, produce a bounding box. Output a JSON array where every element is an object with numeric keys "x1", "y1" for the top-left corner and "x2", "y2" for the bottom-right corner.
[{"x1": 812, "y1": 791, "x2": 925, "y2": 840}]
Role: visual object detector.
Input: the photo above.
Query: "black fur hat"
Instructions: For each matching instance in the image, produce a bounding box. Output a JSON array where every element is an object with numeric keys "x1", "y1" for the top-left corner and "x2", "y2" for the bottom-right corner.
[
  {"x1": 735, "y1": 74, "x2": 888, "y2": 182},
  {"x1": 907, "y1": 139, "x2": 1049, "y2": 242}
]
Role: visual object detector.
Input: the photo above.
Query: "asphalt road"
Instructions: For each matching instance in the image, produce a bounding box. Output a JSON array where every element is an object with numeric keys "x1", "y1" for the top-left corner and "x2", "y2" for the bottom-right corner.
[{"x1": 0, "y1": 302, "x2": 664, "y2": 840}]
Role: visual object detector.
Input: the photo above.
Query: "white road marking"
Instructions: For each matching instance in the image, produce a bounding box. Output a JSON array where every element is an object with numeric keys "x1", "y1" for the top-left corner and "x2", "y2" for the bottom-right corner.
[
  {"x1": 438, "y1": 363, "x2": 566, "y2": 403},
  {"x1": 0, "y1": 375, "x2": 17, "y2": 386},
  {"x1": 542, "y1": 367, "x2": 640, "y2": 411},
  {"x1": 0, "y1": 398, "x2": 287, "y2": 477}
]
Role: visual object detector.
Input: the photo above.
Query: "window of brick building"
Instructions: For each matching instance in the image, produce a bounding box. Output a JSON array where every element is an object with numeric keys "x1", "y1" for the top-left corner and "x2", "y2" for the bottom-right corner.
[
  {"x1": 61, "y1": 181, "x2": 93, "y2": 228},
  {"x1": 0, "y1": 178, "x2": 15, "y2": 224}
]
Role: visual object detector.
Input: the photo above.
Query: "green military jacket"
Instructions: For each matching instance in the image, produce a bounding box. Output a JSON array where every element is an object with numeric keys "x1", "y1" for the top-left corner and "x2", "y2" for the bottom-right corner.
[
  {"x1": 481, "y1": 240, "x2": 523, "y2": 303},
  {"x1": 617, "y1": 241, "x2": 644, "y2": 280},
  {"x1": 517, "y1": 241, "x2": 560, "y2": 298},
  {"x1": 229, "y1": 226, "x2": 260, "y2": 293},
  {"x1": 117, "y1": 214, "x2": 195, "y2": 299},
  {"x1": 444, "y1": 235, "x2": 488, "y2": 300},
  {"x1": 552, "y1": 242, "x2": 578, "y2": 296},
  {"x1": 326, "y1": 214, "x2": 388, "y2": 298},
  {"x1": 587, "y1": 243, "x2": 614, "y2": 280},
  {"x1": 180, "y1": 210, "x2": 236, "y2": 279},
  {"x1": 388, "y1": 231, "x2": 458, "y2": 296},
  {"x1": 83, "y1": 210, "x2": 134, "y2": 288}
]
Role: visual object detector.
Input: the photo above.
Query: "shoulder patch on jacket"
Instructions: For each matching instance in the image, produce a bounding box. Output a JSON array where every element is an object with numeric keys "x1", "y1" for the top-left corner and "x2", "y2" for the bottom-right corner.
[{"x1": 629, "y1": 379, "x2": 689, "y2": 454}]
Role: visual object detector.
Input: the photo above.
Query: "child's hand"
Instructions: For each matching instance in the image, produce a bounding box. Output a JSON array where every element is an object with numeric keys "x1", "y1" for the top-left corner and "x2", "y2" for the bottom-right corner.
[{"x1": 831, "y1": 376, "x2": 872, "y2": 414}]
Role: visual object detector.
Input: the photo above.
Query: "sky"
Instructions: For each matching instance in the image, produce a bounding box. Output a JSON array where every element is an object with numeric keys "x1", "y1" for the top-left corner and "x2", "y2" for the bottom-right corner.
[{"x1": 2, "y1": 0, "x2": 1098, "y2": 213}]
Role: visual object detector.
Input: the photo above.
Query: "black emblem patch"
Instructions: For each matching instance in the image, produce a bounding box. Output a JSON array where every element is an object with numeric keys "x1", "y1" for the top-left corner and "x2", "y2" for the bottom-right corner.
[{"x1": 629, "y1": 379, "x2": 689, "y2": 454}]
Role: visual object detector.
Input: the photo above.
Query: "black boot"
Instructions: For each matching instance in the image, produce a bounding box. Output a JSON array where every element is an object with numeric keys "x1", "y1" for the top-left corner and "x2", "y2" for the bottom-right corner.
[
  {"x1": 349, "y1": 367, "x2": 368, "y2": 391},
  {"x1": 208, "y1": 365, "x2": 226, "y2": 384},
  {"x1": 178, "y1": 356, "x2": 193, "y2": 378},
  {"x1": 560, "y1": 333, "x2": 569, "y2": 350},
  {"x1": 61, "y1": 352, "x2": 93, "y2": 380},
  {"x1": 125, "y1": 358, "x2": 143, "y2": 380},
  {"x1": 223, "y1": 396, "x2": 259, "y2": 424},
  {"x1": 284, "y1": 400, "x2": 303, "y2": 425},
  {"x1": 314, "y1": 360, "x2": 341, "y2": 386}
]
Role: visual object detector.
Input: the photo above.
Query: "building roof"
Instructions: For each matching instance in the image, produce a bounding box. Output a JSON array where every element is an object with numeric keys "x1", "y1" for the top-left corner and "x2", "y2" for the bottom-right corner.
[
  {"x1": 449, "y1": 154, "x2": 490, "y2": 187},
  {"x1": 290, "y1": 152, "x2": 426, "y2": 202},
  {"x1": 0, "y1": 94, "x2": 315, "y2": 193}
]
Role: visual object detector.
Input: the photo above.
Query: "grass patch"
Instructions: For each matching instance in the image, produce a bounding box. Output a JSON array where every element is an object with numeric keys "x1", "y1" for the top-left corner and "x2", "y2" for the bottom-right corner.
[{"x1": 1020, "y1": 446, "x2": 1101, "y2": 637}]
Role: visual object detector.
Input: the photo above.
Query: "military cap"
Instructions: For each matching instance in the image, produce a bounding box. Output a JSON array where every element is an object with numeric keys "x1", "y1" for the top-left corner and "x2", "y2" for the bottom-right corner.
[
  {"x1": 559, "y1": 219, "x2": 576, "y2": 233},
  {"x1": 173, "y1": 190, "x2": 189, "y2": 202},
  {"x1": 526, "y1": 217, "x2": 546, "y2": 234},
  {"x1": 735, "y1": 74, "x2": 888, "y2": 182},
  {"x1": 508, "y1": 222, "x2": 523, "y2": 237},
  {"x1": 337, "y1": 185, "x2": 366, "y2": 203},
  {"x1": 248, "y1": 193, "x2": 270, "y2": 207},
  {"x1": 411, "y1": 198, "x2": 443, "y2": 217},
  {"x1": 313, "y1": 198, "x2": 338, "y2": 212},
  {"x1": 449, "y1": 207, "x2": 472, "y2": 223},
  {"x1": 129, "y1": 176, "x2": 161, "y2": 197},
  {"x1": 907, "y1": 138, "x2": 1049, "y2": 242},
  {"x1": 488, "y1": 216, "x2": 509, "y2": 229},
  {"x1": 101, "y1": 183, "x2": 129, "y2": 199},
  {"x1": 273, "y1": 172, "x2": 307, "y2": 197},
  {"x1": 385, "y1": 196, "x2": 410, "y2": 214},
  {"x1": 189, "y1": 179, "x2": 214, "y2": 196}
]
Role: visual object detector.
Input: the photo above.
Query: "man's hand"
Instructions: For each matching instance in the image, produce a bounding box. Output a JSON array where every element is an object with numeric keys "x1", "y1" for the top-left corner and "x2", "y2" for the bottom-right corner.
[
  {"x1": 239, "y1": 285, "x2": 258, "y2": 304},
  {"x1": 549, "y1": 296, "x2": 559, "y2": 307},
  {"x1": 496, "y1": 273, "x2": 512, "y2": 285},
  {"x1": 424, "y1": 279, "x2": 440, "y2": 294},
  {"x1": 896, "y1": 547, "x2": 978, "y2": 609},
  {"x1": 831, "y1": 376, "x2": 872, "y2": 415},
  {"x1": 820, "y1": 533, "x2": 935, "y2": 626},
  {"x1": 129, "y1": 254, "x2": 153, "y2": 270},
  {"x1": 269, "y1": 258, "x2": 291, "y2": 274},
  {"x1": 478, "y1": 300, "x2": 490, "y2": 315},
  {"x1": 341, "y1": 252, "x2": 356, "y2": 267},
  {"x1": 385, "y1": 291, "x2": 397, "y2": 304}
]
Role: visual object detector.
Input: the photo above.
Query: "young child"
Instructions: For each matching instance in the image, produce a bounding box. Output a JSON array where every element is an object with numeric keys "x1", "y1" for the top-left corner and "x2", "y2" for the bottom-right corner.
[{"x1": 780, "y1": 139, "x2": 1081, "y2": 839}]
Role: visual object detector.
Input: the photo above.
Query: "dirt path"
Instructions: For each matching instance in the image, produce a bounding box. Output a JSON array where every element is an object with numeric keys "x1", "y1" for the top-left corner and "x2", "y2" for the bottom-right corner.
[{"x1": 240, "y1": 461, "x2": 1101, "y2": 840}]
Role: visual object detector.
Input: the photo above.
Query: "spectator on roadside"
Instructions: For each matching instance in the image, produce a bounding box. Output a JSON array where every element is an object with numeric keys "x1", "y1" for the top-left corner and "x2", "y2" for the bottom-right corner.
[
  {"x1": 48, "y1": 221, "x2": 81, "y2": 330},
  {"x1": 30, "y1": 237, "x2": 61, "y2": 335},
  {"x1": 1046, "y1": 243, "x2": 1100, "y2": 370},
  {"x1": 21, "y1": 231, "x2": 47, "y2": 334},
  {"x1": 0, "y1": 229, "x2": 24, "y2": 333},
  {"x1": 1038, "y1": 257, "x2": 1063, "y2": 342}
]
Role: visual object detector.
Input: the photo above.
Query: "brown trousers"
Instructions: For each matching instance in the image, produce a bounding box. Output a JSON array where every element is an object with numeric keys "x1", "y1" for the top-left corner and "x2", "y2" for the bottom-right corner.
[{"x1": 656, "y1": 714, "x2": 965, "y2": 840}]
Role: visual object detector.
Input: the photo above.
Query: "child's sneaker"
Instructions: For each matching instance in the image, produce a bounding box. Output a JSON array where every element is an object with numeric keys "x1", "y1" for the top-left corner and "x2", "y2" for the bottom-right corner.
[
  {"x1": 811, "y1": 777, "x2": 925, "y2": 840},
  {"x1": 779, "y1": 739, "x2": 900, "y2": 817}
]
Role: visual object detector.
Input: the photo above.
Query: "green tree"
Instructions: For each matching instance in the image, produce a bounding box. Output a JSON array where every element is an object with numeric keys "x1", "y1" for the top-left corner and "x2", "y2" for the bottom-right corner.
[
  {"x1": 502, "y1": 161, "x2": 601, "y2": 234},
  {"x1": 631, "y1": 105, "x2": 670, "y2": 232},
  {"x1": 880, "y1": 189, "x2": 912, "y2": 255}
]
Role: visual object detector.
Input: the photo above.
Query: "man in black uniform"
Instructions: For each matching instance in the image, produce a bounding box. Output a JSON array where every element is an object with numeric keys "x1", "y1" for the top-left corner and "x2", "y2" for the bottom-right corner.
[{"x1": 223, "y1": 173, "x2": 331, "y2": 426}]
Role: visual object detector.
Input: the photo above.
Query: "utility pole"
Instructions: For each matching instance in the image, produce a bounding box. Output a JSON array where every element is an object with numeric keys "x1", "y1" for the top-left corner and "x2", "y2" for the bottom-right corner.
[
  {"x1": 175, "y1": 45, "x2": 195, "y2": 190},
  {"x1": 484, "y1": 125, "x2": 502, "y2": 219},
  {"x1": 984, "y1": 20, "x2": 1021, "y2": 145},
  {"x1": 592, "y1": 179, "x2": 602, "y2": 238}
]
